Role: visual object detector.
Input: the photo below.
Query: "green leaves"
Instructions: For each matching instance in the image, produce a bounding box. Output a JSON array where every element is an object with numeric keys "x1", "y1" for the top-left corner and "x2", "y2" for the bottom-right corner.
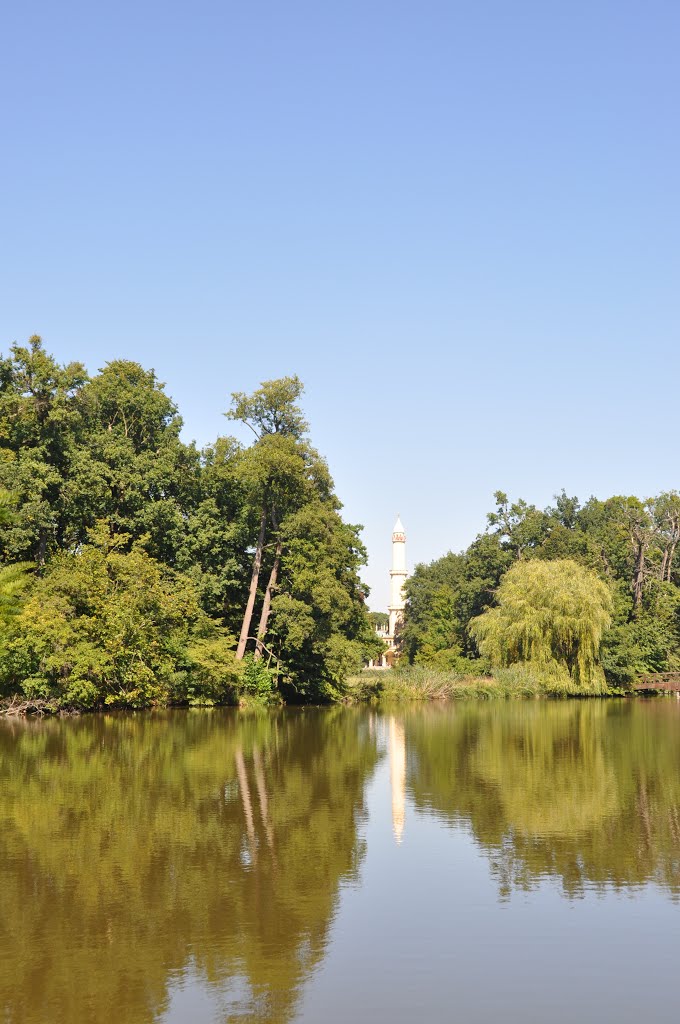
[
  {"x1": 0, "y1": 342, "x2": 379, "y2": 706},
  {"x1": 403, "y1": 488, "x2": 680, "y2": 688},
  {"x1": 1, "y1": 535, "x2": 240, "y2": 709},
  {"x1": 470, "y1": 559, "x2": 613, "y2": 692},
  {"x1": 227, "y1": 375, "x2": 307, "y2": 440}
]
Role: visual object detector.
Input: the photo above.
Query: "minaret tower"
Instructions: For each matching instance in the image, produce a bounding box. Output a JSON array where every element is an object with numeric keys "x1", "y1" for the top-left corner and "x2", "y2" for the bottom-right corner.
[{"x1": 388, "y1": 515, "x2": 407, "y2": 639}]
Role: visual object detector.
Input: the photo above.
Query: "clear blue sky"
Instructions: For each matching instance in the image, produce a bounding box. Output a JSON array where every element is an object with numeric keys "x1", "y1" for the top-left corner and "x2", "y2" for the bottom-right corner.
[{"x1": 2, "y1": 1, "x2": 679, "y2": 608}]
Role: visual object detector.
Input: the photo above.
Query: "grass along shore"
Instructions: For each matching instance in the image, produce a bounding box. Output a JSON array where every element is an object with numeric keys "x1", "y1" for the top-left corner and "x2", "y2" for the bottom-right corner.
[
  {"x1": 0, "y1": 665, "x2": 639, "y2": 716},
  {"x1": 343, "y1": 665, "x2": 625, "y2": 702}
]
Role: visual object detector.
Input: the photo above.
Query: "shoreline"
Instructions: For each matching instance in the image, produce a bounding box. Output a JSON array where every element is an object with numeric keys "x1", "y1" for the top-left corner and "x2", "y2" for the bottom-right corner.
[{"x1": 1, "y1": 667, "x2": 673, "y2": 716}]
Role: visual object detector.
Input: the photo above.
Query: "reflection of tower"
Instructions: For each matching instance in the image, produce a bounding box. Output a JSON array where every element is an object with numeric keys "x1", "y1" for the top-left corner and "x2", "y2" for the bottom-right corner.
[
  {"x1": 388, "y1": 516, "x2": 407, "y2": 640},
  {"x1": 389, "y1": 717, "x2": 406, "y2": 845}
]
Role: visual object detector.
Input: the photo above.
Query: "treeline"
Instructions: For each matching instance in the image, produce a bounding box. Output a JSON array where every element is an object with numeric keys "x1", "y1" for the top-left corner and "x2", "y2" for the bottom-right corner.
[
  {"x1": 0, "y1": 337, "x2": 382, "y2": 708},
  {"x1": 401, "y1": 489, "x2": 680, "y2": 688}
]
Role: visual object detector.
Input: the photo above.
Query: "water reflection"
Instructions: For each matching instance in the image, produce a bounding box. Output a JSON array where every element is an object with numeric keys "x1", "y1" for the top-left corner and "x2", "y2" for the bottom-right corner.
[
  {"x1": 404, "y1": 700, "x2": 680, "y2": 897},
  {"x1": 388, "y1": 717, "x2": 406, "y2": 845},
  {"x1": 2, "y1": 701, "x2": 680, "y2": 1024},
  {"x1": 0, "y1": 709, "x2": 378, "y2": 1024}
]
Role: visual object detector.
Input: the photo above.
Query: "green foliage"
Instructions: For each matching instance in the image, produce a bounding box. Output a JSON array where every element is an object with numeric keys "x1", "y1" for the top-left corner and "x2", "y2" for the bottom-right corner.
[
  {"x1": 0, "y1": 339, "x2": 380, "y2": 707},
  {"x1": 172, "y1": 636, "x2": 243, "y2": 706},
  {"x1": 240, "y1": 654, "x2": 278, "y2": 705},
  {"x1": 486, "y1": 490, "x2": 551, "y2": 558},
  {"x1": 0, "y1": 562, "x2": 32, "y2": 640},
  {"x1": 271, "y1": 502, "x2": 383, "y2": 701},
  {"x1": 13, "y1": 336, "x2": 680, "y2": 705},
  {"x1": 1, "y1": 527, "x2": 239, "y2": 709},
  {"x1": 401, "y1": 534, "x2": 511, "y2": 665},
  {"x1": 344, "y1": 663, "x2": 574, "y2": 702},
  {"x1": 403, "y1": 487, "x2": 680, "y2": 690},
  {"x1": 227, "y1": 375, "x2": 308, "y2": 439},
  {"x1": 0, "y1": 339, "x2": 200, "y2": 567},
  {"x1": 470, "y1": 559, "x2": 613, "y2": 692}
]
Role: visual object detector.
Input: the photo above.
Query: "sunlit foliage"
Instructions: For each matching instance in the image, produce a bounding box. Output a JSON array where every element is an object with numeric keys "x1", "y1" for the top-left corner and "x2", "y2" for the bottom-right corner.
[
  {"x1": 0, "y1": 337, "x2": 379, "y2": 707},
  {"x1": 470, "y1": 559, "x2": 613, "y2": 691},
  {"x1": 403, "y1": 488, "x2": 680, "y2": 687}
]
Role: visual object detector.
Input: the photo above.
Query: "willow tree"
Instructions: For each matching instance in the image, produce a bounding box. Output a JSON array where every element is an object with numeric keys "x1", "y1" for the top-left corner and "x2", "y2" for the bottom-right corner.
[{"x1": 470, "y1": 559, "x2": 613, "y2": 691}]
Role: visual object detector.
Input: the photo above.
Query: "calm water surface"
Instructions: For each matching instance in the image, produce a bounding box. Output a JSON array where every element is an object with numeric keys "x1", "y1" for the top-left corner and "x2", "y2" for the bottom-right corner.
[{"x1": 2, "y1": 701, "x2": 680, "y2": 1023}]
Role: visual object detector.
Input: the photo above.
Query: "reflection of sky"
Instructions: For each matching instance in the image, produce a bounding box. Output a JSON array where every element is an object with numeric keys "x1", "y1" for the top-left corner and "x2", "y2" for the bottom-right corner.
[
  {"x1": 123, "y1": 708, "x2": 680, "y2": 1024},
  {"x1": 294, "y1": 731, "x2": 679, "y2": 1024},
  {"x1": 165, "y1": 968, "x2": 266, "y2": 1024}
]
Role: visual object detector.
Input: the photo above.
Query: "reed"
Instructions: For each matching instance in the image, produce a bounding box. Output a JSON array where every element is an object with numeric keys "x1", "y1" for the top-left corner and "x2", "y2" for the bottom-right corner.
[{"x1": 343, "y1": 664, "x2": 592, "y2": 703}]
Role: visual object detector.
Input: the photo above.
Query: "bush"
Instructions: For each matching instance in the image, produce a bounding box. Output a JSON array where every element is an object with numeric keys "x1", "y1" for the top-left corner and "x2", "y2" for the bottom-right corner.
[
  {"x1": 1, "y1": 528, "x2": 239, "y2": 709},
  {"x1": 240, "y1": 655, "x2": 279, "y2": 705}
]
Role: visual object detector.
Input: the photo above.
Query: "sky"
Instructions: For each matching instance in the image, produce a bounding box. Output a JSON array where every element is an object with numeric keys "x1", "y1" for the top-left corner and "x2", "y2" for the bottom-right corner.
[{"x1": 2, "y1": 0, "x2": 679, "y2": 609}]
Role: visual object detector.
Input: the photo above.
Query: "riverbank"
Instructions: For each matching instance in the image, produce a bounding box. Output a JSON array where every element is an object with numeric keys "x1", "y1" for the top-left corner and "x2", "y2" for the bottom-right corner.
[
  {"x1": 343, "y1": 665, "x2": 624, "y2": 702},
  {"x1": 0, "y1": 666, "x2": 662, "y2": 716}
]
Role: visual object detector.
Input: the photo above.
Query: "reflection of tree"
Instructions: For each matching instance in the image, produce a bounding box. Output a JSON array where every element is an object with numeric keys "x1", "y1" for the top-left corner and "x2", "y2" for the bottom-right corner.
[
  {"x1": 405, "y1": 701, "x2": 680, "y2": 897},
  {"x1": 0, "y1": 708, "x2": 378, "y2": 1024}
]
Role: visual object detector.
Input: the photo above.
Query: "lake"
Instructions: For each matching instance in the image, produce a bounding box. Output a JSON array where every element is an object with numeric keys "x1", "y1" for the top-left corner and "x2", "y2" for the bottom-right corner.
[{"x1": 2, "y1": 700, "x2": 679, "y2": 1023}]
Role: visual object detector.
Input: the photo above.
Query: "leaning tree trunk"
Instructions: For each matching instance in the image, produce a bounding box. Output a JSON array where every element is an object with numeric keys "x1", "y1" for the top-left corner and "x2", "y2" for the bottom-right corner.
[
  {"x1": 632, "y1": 535, "x2": 647, "y2": 614},
  {"x1": 36, "y1": 529, "x2": 47, "y2": 569},
  {"x1": 236, "y1": 506, "x2": 268, "y2": 660},
  {"x1": 254, "y1": 538, "x2": 282, "y2": 661}
]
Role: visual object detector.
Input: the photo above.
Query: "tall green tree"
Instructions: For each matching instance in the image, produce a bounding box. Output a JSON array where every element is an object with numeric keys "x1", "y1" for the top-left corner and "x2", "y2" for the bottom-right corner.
[
  {"x1": 74, "y1": 360, "x2": 200, "y2": 564},
  {"x1": 225, "y1": 376, "x2": 310, "y2": 660},
  {"x1": 470, "y1": 559, "x2": 613, "y2": 691},
  {"x1": 0, "y1": 337, "x2": 88, "y2": 564},
  {"x1": 486, "y1": 490, "x2": 550, "y2": 559},
  {"x1": 270, "y1": 500, "x2": 382, "y2": 699}
]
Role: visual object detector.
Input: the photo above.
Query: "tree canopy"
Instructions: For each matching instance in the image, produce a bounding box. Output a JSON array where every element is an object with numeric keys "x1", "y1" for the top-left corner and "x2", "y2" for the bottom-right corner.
[
  {"x1": 470, "y1": 559, "x2": 613, "y2": 691},
  {"x1": 402, "y1": 488, "x2": 680, "y2": 689},
  {"x1": 0, "y1": 337, "x2": 380, "y2": 708}
]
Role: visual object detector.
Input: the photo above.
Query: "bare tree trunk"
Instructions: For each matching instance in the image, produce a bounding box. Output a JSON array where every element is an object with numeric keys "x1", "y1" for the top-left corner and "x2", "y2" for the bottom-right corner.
[
  {"x1": 632, "y1": 537, "x2": 646, "y2": 614},
  {"x1": 36, "y1": 529, "x2": 47, "y2": 569},
  {"x1": 254, "y1": 538, "x2": 282, "y2": 661},
  {"x1": 236, "y1": 506, "x2": 267, "y2": 660},
  {"x1": 667, "y1": 538, "x2": 678, "y2": 582}
]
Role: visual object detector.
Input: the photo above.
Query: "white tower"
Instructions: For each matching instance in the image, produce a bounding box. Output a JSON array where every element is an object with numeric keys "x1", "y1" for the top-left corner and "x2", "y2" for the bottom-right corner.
[{"x1": 388, "y1": 515, "x2": 407, "y2": 639}]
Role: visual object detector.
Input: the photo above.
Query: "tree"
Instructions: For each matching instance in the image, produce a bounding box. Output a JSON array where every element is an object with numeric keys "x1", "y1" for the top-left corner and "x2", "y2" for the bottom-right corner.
[
  {"x1": 0, "y1": 345, "x2": 200, "y2": 568},
  {"x1": 74, "y1": 360, "x2": 201, "y2": 565},
  {"x1": 2, "y1": 524, "x2": 239, "y2": 709},
  {"x1": 486, "y1": 490, "x2": 550, "y2": 559},
  {"x1": 401, "y1": 532, "x2": 512, "y2": 665},
  {"x1": 0, "y1": 337, "x2": 88, "y2": 564},
  {"x1": 470, "y1": 559, "x2": 613, "y2": 691},
  {"x1": 650, "y1": 491, "x2": 680, "y2": 583},
  {"x1": 226, "y1": 377, "x2": 308, "y2": 660},
  {"x1": 0, "y1": 563, "x2": 32, "y2": 644},
  {"x1": 269, "y1": 501, "x2": 382, "y2": 699},
  {"x1": 175, "y1": 435, "x2": 254, "y2": 633},
  {"x1": 0, "y1": 340, "x2": 380, "y2": 705}
]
